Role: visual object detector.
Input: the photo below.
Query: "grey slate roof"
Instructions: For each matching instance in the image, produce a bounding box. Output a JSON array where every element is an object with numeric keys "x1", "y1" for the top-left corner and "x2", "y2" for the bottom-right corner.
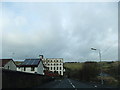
[{"x1": 19, "y1": 59, "x2": 41, "y2": 67}]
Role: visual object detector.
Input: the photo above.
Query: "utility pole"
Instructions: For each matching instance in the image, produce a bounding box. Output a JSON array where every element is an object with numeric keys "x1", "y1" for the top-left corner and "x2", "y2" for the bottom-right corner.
[
  {"x1": 98, "y1": 49, "x2": 103, "y2": 85},
  {"x1": 91, "y1": 48, "x2": 103, "y2": 85}
]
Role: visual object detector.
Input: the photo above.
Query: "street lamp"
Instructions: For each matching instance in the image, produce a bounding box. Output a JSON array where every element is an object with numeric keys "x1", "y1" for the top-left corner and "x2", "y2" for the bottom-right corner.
[{"x1": 91, "y1": 48, "x2": 103, "y2": 85}]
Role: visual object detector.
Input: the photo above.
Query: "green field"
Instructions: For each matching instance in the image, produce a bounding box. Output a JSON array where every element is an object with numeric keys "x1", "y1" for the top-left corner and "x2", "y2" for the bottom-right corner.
[
  {"x1": 63, "y1": 61, "x2": 120, "y2": 87},
  {"x1": 64, "y1": 62, "x2": 83, "y2": 70}
]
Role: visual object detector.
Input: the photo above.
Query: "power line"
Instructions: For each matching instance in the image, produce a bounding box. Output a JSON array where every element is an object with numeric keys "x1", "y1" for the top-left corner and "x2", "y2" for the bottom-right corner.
[
  {"x1": 102, "y1": 43, "x2": 116, "y2": 55},
  {"x1": 102, "y1": 43, "x2": 117, "y2": 54}
]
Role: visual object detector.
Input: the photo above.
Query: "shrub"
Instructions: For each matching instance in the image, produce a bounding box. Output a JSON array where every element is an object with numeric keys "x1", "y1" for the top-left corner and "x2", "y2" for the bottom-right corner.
[
  {"x1": 78, "y1": 62, "x2": 100, "y2": 81},
  {"x1": 97, "y1": 76, "x2": 119, "y2": 86}
]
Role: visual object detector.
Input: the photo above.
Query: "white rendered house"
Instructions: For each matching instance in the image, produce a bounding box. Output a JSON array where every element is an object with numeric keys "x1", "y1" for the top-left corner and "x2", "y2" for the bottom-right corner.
[
  {"x1": 17, "y1": 59, "x2": 44, "y2": 75},
  {"x1": 0, "y1": 59, "x2": 17, "y2": 71}
]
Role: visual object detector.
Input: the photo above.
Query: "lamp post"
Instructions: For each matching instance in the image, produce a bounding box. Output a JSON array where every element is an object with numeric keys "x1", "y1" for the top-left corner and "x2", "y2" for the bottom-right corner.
[{"x1": 91, "y1": 48, "x2": 103, "y2": 85}]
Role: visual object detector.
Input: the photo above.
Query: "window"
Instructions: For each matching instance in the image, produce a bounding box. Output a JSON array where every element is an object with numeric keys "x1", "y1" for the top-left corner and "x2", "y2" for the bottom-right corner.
[
  {"x1": 57, "y1": 67, "x2": 58, "y2": 70},
  {"x1": 60, "y1": 71, "x2": 61, "y2": 75},
  {"x1": 31, "y1": 67, "x2": 35, "y2": 71},
  {"x1": 60, "y1": 67, "x2": 61, "y2": 70},
  {"x1": 8, "y1": 66, "x2": 9, "y2": 70},
  {"x1": 24, "y1": 67, "x2": 26, "y2": 71},
  {"x1": 54, "y1": 67, "x2": 55, "y2": 70},
  {"x1": 51, "y1": 67, "x2": 52, "y2": 70}
]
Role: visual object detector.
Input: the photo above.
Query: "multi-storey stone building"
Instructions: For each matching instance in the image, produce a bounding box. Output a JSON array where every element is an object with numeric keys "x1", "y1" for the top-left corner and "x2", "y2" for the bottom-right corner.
[{"x1": 40, "y1": 55, "x2": 64, "y2": 76}]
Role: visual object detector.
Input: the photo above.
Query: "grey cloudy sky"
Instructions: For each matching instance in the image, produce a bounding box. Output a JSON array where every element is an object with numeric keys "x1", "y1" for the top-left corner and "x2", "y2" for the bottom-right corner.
[{"x1": 1, "y1": 2, "x2": 118, "y2": 62}]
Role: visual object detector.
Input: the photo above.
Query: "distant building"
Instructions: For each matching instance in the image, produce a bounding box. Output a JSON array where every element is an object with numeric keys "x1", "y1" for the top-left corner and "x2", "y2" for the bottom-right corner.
[
  {"x1": 17, "y1": 59, "x2": 44, "y2": 75},
  {"x1": 40, "y1": 55, "x2": 64, "y2": 76},
  {"x1": 0, "y1": 59, "x2": 17, "y2": 71}
]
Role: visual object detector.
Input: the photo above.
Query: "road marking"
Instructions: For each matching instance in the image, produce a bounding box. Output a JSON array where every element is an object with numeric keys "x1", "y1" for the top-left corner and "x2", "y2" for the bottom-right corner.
[
  {"x1": 68, "y1": 79, "x2": 77, "y2": 90},
  {"x1": 71, "y1": 83, "x2": 75, "y2": 88},
  {"x1": 72, "y1": 84, "x2": 75, "y2": 88},
  {"x1": 68, "y1": 79, "x2": 71, "y2": 83}
]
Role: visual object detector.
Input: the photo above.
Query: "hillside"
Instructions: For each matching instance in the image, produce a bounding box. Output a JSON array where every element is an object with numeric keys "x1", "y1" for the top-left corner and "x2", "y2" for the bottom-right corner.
[
  {"x1": 64, "y1": 62, "x2": 83, "y2": 70},
  {"x1": 14, "y1": 61, "x2": 23, "y2": 65}
]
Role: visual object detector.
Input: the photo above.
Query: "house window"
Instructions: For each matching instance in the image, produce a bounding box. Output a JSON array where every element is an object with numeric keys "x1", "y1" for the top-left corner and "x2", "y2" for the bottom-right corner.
[
  {"x1": 31, "y1": 67, "x2": 35, "y2": 71},
  {"x1": 51, "y1": 67, "x2": 52, "y2": 70},
  {"x1": 24, "y1": 67, "x2": 26, "y2": 71},
  {"x1": 8, "y1": 66, "x2": 9, "y2": 70},
  {"x1": 54, "y1": 67, "x2": 55, "y2": 70}
]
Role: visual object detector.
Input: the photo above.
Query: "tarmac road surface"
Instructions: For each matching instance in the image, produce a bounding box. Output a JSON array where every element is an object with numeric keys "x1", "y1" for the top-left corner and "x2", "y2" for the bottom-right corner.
[{"x1": 36, "y1": 78, "x2": 115, "y2": 88}]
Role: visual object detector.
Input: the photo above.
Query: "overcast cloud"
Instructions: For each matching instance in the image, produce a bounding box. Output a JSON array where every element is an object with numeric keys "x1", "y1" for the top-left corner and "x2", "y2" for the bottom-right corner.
[{"x1": 1, "y1": 2, "x2": 118, "y2": 62}]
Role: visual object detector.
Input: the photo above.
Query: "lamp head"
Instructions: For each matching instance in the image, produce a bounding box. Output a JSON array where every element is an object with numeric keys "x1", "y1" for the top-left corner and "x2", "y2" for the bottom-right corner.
[{"x1": 91, "y1": 48, "x2": 97, "y2": 50}]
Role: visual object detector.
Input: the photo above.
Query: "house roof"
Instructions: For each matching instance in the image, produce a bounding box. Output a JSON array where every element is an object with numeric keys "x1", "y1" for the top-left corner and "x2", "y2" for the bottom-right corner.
[
  {"x1": 0, "y1": 59, "x2": 14, "y2": 67},
  {"x1": 18, "y1": 59, "x2": 41, "y2": 67}
]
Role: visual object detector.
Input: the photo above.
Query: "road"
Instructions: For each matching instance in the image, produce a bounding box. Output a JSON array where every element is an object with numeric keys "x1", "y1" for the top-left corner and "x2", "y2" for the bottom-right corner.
[{"x1": 35, "y1": 78, "x2": 113, "y2": 88}]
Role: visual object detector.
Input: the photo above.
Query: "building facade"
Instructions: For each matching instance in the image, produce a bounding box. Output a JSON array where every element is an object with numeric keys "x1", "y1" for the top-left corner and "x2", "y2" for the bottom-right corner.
[
  {"x1": 17, "y1": 59, "x2": 44, "y2": 75},
  {"x1": 42, "y1": 58, "x2": 64, "y2": 76},
  {"x1": 0, "y1": 59, "x2": 17, "y2": 71}
]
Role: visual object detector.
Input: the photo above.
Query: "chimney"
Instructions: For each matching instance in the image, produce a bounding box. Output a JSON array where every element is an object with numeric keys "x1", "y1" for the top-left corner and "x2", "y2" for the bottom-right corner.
[{"x1": 39, "y1": 55, "x2": 43, "y2": 59}]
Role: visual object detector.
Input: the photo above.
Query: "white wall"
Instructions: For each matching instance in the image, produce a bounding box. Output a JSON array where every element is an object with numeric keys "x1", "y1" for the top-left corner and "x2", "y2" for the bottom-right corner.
[
  {"x1": 4, "y1": 60, "x2": 17, "y2": 71},
  {"x1": 17, "y1": 67, "x2": 37, "y2": 73},
  {"x1": 43, "y1": 58, "x2": 64, "y2": 75},
  {"x1": 37, "y1": 61, "x2": 44, "y2": 75},
  {"x1": 17, "y1": 61, "x2": 44, "y2": 75}
]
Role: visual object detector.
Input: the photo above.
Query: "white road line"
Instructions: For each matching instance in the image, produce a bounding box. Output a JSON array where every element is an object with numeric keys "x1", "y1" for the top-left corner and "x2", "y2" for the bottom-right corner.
[
  {"x1": 68, "y1": 79, "x2": 70, "y2": 82},
  {"x1": 71, "y1": 83, "x2": 75, "y2": 88},
  {"x1": 68, "y1": 79, "x2": 77, "y2": 89},
  {"x1": 72, "y1": 85, "x2": 75, "y2": 88}
]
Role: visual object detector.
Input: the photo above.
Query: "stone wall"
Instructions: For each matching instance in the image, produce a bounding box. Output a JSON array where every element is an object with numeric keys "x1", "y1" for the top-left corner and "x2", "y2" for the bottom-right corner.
[{"x1": 2, "y1": 69, "x2": 54, "y2": 88}]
